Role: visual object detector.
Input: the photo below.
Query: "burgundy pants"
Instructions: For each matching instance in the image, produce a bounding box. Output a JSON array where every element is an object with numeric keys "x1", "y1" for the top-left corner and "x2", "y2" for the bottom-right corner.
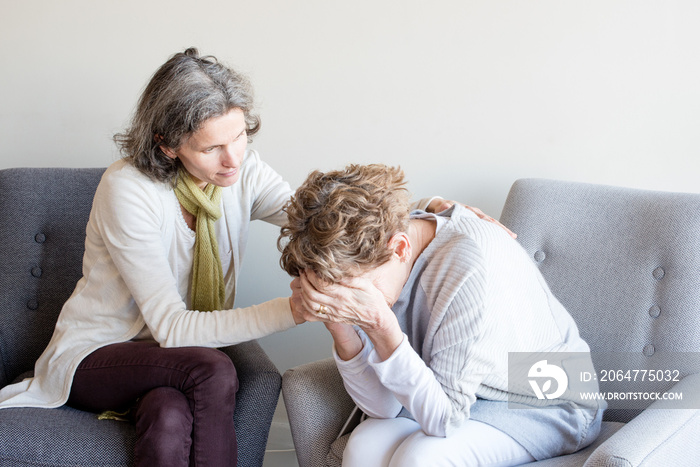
[{"x1": 67, "y1": 341, "x2": 239, "y2": 467}]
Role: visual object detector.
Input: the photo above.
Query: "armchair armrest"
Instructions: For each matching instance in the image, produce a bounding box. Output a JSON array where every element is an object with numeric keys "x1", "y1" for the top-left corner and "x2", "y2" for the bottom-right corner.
[
  {"x1": 283, "y1": 358, "x2": 356, "y2": 467},
  {"x1": 584, "y1": 373, "x2": 700, "y2": 467},
  {"x1": 219, "y1": 340, "x2": 282, "y2": 467}
]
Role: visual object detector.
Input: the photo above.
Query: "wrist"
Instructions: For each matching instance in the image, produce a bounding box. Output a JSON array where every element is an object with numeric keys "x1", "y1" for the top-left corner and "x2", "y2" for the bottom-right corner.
[
  {"x1": 328, "y1": 323, "x2": 363, "y2": 361},
  {"x1": 289, "y1": 297, "x2": 305, "y2": 325},
  {"x1": 362, "y1": 311, "x2": 403, "y2": 361},
  {"x1": 362, "y1": 305, "x2": 399, "y2": 336}
]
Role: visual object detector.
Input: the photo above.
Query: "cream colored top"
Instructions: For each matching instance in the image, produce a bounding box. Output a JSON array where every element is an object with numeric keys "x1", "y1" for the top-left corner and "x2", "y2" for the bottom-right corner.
[{"x1": 0, "y1": 150, "x2": 297, "y2": 408}]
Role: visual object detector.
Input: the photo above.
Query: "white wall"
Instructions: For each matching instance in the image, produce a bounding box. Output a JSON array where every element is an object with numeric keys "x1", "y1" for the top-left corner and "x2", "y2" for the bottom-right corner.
[{"x1": 2, "y1": 0, "x2": 699, "y2": 373}]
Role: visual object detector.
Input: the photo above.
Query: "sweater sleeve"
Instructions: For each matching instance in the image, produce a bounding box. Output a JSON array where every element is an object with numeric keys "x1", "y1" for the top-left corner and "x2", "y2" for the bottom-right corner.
[
  {"x1": 93, "y1": 169, "x2": 296, "y2": 348},
  {"x1": 368, "y1": 266, "x2": 488, "y2": 437},
  {"x1": 333, "y1": 329, "x2": 403, "y2": 419}
]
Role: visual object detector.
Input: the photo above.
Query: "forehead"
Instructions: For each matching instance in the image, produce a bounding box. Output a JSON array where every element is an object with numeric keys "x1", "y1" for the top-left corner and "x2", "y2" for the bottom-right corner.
[{"x1": 186, "y1": 108, "x2": 246, "y2": 146}]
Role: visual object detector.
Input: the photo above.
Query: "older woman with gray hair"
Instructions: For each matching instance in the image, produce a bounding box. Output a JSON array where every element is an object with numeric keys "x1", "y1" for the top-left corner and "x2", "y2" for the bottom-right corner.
[
  {"x1": 0, "y1": 48, "x2": 303, "y2": 467},
  {"x1": 279, "y1": 164, "x2": 605, "y2": 467}
]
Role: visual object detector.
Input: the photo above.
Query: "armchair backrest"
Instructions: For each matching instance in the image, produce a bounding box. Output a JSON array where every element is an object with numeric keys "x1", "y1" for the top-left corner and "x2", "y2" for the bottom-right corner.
[
  {"x1": 0, "y1": 167, "x2": 105, "y2": 388},
  {"x1": 500, "y1": 178, "x2": 700, "y2": 420}
]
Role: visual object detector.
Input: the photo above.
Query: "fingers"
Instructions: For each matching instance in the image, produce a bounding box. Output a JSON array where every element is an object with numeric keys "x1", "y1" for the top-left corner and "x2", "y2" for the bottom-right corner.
[
  {"x1": 298, "y1": 272, "x2": 365, "y2": 326},
  {"x1": 502, "y1": 225, "x2": 517, "y2": 239},
  {"x1": 464, "y1": 205, "x2": 518, "y2": 239},
  {"x1": 303, "y1": 270, "x2": 344, "y2": 298},
  {"x1": 438, "y1": 200, "x2": 455, "y2": 212},
  {"x1": 293, "y1": 273, "x2": 334, "y2": 323},
  {"x1": 289, "y1": 276, "x2": 327, "y2": 323},
  {"x1": 427, "y1": 197, "x2": 454, "y2": 213},
  {"x1": 299, "y1": 271, "x2": 340, "y2": 308}
]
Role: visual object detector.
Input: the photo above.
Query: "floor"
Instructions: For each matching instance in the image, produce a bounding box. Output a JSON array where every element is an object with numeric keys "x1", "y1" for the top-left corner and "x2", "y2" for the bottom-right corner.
[{"x1": 262, "y1": 399, "x2": 299, "y2": 467}]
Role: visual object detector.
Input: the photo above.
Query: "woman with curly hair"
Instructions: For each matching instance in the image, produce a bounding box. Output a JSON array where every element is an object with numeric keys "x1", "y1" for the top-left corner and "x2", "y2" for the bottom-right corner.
[{"x1": 279, "y1": 164, "x2": 605, "y2": 467}]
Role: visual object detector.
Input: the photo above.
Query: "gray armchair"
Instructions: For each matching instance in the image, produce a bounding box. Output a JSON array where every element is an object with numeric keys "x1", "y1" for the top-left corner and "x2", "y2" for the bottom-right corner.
[
  {"x1": 282, "y1": 178, "x2": 700, "y2": 466},
  {"x1": 0, "y1": 167, "x2": 282, "y2": 466}
]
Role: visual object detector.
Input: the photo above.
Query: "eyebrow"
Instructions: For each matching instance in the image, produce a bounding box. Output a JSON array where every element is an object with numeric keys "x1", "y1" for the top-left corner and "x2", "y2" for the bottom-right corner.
[{"x1": 193, "y1": 128, "x2": 246, "y2": 151}]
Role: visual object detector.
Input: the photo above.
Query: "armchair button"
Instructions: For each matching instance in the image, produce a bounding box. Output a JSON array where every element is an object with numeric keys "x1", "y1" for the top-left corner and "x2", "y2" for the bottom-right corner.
[
  {"x1": 35, "y1": 233, "x2": 46, "y2": 243},
  {"x1": 27, "y1": 300, "x2": 39, "y2": 310},
  {"x1": 643, "y1": 344, "x2": 655, "y2": 357},
  {"x1": 648, "y1": 305, "x2": 661, "y2": 318},
  {"x1": 534, "y1": 250, "x2": 546, "y2": 262},
  {"x1": 652, "y1": 267, "x2": 665, "y2": 280},
  {"x1": 31, "y1": 267, "x2": 43, "y2": 278}
]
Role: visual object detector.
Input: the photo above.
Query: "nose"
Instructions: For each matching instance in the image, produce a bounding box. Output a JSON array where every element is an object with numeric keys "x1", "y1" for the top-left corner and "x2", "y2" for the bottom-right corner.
[{"x1": 220, "y1": 145, "x2": 238, "y2": 167}]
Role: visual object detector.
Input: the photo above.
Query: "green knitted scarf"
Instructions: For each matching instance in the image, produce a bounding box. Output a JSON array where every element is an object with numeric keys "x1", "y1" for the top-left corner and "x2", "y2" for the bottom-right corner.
[{"x1": 174, "y1": 169, "x2": 225, "y2": 312}]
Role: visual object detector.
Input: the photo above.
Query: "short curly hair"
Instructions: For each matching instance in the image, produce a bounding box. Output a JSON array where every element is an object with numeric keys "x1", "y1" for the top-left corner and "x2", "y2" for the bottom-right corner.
[{"x1": 278, "y1": 164, "x2": 411, "y2": 283}]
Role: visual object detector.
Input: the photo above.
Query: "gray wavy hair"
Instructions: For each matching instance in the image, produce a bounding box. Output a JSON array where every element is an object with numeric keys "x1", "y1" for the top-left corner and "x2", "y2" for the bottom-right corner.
[{"x1": 114, "y1": 47, "x2": 260, "y2": 184}]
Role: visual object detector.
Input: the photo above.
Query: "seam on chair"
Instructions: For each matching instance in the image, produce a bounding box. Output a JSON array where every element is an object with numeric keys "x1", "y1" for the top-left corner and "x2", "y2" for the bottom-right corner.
[{"x1": 639, "y1": 411, "x2": 700, "y2": 465}]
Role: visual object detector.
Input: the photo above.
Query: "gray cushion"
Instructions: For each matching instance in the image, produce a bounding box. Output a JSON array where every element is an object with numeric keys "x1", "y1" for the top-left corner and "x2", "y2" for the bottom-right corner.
[
  {"x1": 529, "y1": 422, "x2": 624, "y2": 466},
  {"x1": 0, "y1": 406, "x2": 135, "y2": 466},
  {"x1": 0, "y1": 168, "x2": 104, "y2": 388}
]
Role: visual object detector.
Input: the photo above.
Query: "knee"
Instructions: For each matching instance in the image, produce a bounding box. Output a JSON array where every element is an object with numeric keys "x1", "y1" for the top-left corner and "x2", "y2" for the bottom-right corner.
[
  {"x1": 342, "y1": 432, "x2": 372, "y2": 466},
  {"x1": 136, "y1": 387, "x2": 192, "y2": 436},
  {"x1": 389, "y1": 433, "x2": 457, "y2": 467},
  {"x1": 388, "y1": 442, "x2": 431, "y2": 467},
  {"x1": 342, "y1": 420, "x2": 385, "y2": 466},
  {"x1": 188, "y1": 348, "x2": 239, "y2": 395},
  {"x1": 134, "y1": 388, "x2": 192, "y2": 466},
  {"x1": 344, "y1": 418, "x2": 420, "y2": 467}
]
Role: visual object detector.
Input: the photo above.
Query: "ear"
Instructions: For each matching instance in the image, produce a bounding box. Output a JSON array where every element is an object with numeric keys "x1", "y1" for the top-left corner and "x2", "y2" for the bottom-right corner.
[
  {"x1": 160, "y1": 144, "x2": 177, "y2": 160},
  {"x1": 388, "y1": 232, "x2": 411, "y2": 263},
  {"x1": 155, "y1": 135, "x2": 177, "y2": 160}
]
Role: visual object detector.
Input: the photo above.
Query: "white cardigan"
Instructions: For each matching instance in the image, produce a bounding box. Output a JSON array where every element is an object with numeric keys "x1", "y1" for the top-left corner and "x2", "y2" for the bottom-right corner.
[{"x1": 0, "y1": 150, "x2": 297, "y2": 409}]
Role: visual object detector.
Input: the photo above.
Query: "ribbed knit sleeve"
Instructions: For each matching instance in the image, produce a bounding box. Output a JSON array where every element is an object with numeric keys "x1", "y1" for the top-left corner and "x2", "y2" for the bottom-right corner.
[{"x1": 385, "y1": 230, "x2": 490, "y2": 436}]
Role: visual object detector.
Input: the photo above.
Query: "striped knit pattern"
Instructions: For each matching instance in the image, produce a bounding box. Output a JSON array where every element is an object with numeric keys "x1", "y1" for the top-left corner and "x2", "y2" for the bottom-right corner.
[{"x1": 395, "y1": 205, "x2": 596, "y2": 431}]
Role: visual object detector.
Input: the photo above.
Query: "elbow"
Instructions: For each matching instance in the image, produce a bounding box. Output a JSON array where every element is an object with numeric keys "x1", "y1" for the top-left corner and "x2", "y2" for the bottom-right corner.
[
  {"x1": 158, "y1": 340, "x2": 178, "y2": 349},
  {"x1": 360, "y1": 402, "x2": 403, "y2": 420},
  {"x1": 422, "y1": 426, "x2": 447, "y2": 437},
  {"x1": 440, "y1": 411, "x2": 468, "y2": 438},
  {"x1": 154, "y1": 330, "x2": 181, "y2": 348},
  {"x1": 157, "y1": 338, "x2": 178, "y2": 348},
  {"x1": 421, "y1": 409, "x2": 467, "y2": 438}
]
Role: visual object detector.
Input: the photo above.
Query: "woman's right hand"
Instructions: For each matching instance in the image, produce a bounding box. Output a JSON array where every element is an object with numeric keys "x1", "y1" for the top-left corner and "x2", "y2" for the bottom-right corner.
[
  {"x1": 290, "y1": 276, "x2": 364, "y2": 359},
  {"x1": 298, "y1": 270, "x2": 403, "y2": 361},
  {"x1": 290, "y1": 276, "x2": 354, "y2": 325},
  {"x1": 289, "y1": 277, "x2": 310, "y2": 325}
]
